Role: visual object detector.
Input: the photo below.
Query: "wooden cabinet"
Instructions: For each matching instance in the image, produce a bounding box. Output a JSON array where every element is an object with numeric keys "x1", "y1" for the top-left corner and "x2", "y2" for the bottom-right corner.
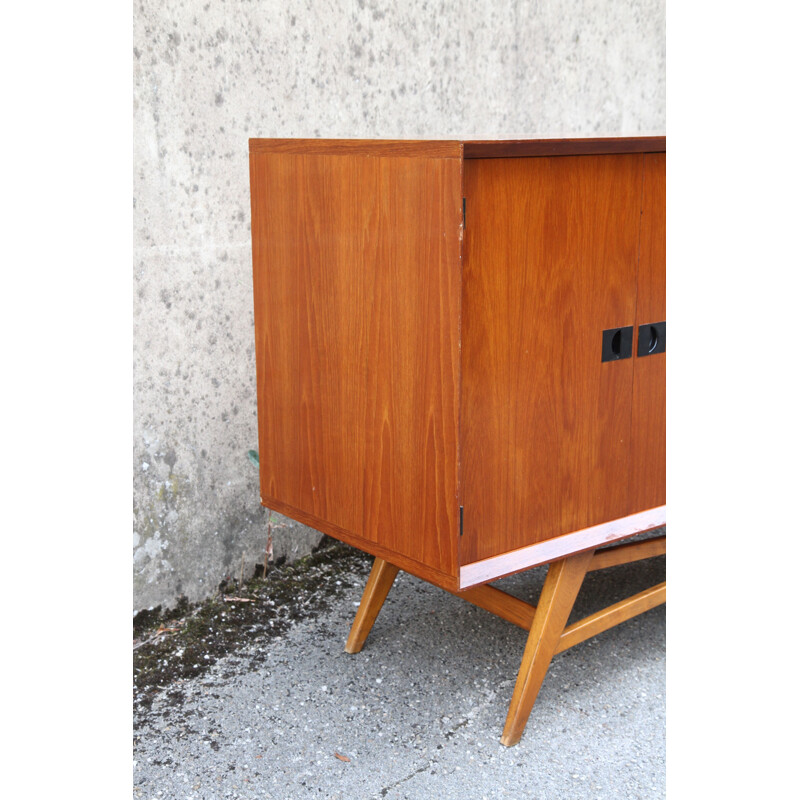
[
  {"x1": 249, "y1": 138, "x2": 665, "y2": 590},
  {"x1": 249, "y1": 137, "x2": 666, "y2": 745}
]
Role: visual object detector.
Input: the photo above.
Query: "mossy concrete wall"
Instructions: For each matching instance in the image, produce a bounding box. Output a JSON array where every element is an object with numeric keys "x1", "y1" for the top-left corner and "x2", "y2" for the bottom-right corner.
[{"x1": 133, "y1": 0, "x2": 666, "y2": 612}]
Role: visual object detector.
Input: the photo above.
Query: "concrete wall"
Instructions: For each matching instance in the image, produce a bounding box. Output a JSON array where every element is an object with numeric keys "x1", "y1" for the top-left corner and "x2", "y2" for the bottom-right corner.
[{"x1": 133, "y1": 0, "x2": 666, "y2": 613}]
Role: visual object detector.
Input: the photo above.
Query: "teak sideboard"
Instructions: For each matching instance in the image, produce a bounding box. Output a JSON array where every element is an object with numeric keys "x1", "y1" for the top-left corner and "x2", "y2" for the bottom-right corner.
[{"x1": 249, "y1": 137, "x2": 666, "y2": 746}]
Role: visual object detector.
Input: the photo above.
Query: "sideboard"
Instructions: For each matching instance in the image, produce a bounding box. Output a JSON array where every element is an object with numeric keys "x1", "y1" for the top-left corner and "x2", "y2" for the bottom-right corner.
[{"x1": 249, "y1": 137, "x2": 666, "y2": 745}]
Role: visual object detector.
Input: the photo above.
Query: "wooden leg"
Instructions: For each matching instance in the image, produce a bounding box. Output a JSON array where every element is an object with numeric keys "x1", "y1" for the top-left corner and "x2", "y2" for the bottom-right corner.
[
  {"x1": 500, "y1": 549, "x2": 595, "y2": 747},
  {"x1": 345, "y1": 557, "x2": 400, "y2": 654}
]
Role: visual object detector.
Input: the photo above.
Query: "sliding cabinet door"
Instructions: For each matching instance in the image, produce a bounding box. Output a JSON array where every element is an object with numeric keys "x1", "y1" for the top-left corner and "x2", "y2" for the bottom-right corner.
[
  {"x1": 628, "y1": 153, "x2": 666, "y2": 513},
  {"x1": 460, "y1": 154, "x2": 643, "y2": 565}
]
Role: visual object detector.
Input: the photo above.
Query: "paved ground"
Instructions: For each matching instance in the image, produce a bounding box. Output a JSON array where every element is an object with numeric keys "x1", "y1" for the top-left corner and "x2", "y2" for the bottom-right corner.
[{"x1": 133, "y1": 545, "x2": 665, "y2": 799}]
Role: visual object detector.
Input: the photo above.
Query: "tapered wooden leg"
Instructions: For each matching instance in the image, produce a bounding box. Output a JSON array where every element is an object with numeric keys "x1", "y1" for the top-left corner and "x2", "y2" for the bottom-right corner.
[
  {"x1": 345, "y1": 557, "x2": 400, "y2": 654},
  {"x1": 500, "y1": 549, "x2": 595, "y2": 747}
]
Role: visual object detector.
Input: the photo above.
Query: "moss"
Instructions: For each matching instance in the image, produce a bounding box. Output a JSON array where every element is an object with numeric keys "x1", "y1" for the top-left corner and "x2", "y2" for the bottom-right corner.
[
  {"x1": 133, "y1": 538, "x2": 371, "y2": 719},
  {"x1": 132, "y1": 605, "x2": 163, "y2": 638}
]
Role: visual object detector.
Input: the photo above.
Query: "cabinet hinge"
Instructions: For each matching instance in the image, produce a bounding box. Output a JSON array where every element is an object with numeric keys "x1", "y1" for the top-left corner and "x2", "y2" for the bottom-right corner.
[
  {"x1": 462, "y1": 197, "x2": 466, "y2": 230},
  {"x1": 459, "y1": 505, "x2": 464, "y2": 536}
]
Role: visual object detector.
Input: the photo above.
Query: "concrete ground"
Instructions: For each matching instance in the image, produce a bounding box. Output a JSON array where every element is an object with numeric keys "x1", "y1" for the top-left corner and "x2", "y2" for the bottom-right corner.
[{"x1": 133, "y1": 545, "x2": 665, "y2": 799}]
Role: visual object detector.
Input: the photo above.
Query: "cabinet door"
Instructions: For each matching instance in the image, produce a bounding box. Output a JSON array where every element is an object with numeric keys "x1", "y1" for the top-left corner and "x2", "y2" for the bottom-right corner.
[
  {"x1": 460, "y1": 154, "x2": 643, "y2": 565},
  {"x1": 628, "y1": 153, "x2": 666, "y2": 513}
]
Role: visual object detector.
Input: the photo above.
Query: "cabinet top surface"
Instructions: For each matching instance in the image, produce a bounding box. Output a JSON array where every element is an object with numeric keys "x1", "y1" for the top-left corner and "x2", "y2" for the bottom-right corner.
[{"x1": 248, "y1": 136, "x2": 666, "y2": 159}]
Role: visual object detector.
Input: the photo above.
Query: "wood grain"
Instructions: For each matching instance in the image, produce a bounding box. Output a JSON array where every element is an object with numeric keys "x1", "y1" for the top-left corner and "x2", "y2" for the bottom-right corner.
[
  {"x1": 249, "y1": 138, "x2": 462, "y2": 158},
  {"x1": 587, "y1": 534, "x2": 666, "y2": 571},
  {"x1": 555, "y1": 581, "x2": 666, "y2": 654},
  {"x1": 447, "y1": 584, "x2": 536, "y2": 630},
  {"x1": 250, "y1": 149, "x2": 462, "y2": 583},
  {"x1": 629, "y1": 153, "x2": 666, "y2": 513},
  {"x1": 500, "y1": 549, "x2": 595, "y2": 747},
  {"x1": 463, "y1": 137, "x2": 666, "y2": 159},
  {"x1": 249, "y1": 137, "x2": 664, "y2": 160},
  {"x1": 345, "y1": 558, "x2": 400, "y2": 653},
  {"x1": 258, "y1": 495, "x2": 461, "y2": 591},
  {"x1": 460, "y1": 154, "x2": 644, "y2": 566}
]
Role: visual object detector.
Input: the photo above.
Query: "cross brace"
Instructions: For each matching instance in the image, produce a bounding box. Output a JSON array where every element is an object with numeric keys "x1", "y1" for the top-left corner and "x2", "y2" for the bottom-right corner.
[{"x1": 344, "y1": 535, "x2": 666, "y2": 746}]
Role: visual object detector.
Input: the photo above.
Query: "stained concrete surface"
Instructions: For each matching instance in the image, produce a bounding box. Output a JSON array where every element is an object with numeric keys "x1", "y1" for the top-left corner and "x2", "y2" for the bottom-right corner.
[
  {"x1": 133, "y1": 0, "x2": 666, "y2": 613},
  {"x1": 133, "y1": 544, "x2": 665, "y2": 799}
]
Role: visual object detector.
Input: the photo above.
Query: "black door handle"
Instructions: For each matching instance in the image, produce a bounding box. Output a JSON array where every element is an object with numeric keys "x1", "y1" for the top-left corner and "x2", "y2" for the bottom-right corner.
[
  {"x1": 601, "y1": 326, "x2": 633, "y2": 362},
  {"x1": 637, "y1": 321, "x2": 666, "y2": 356}
]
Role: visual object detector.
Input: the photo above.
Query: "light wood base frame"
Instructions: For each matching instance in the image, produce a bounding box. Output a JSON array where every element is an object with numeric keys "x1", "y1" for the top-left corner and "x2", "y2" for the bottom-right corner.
[{"x1": 344, "y1": 536, "x2": 666, "y2": 746}]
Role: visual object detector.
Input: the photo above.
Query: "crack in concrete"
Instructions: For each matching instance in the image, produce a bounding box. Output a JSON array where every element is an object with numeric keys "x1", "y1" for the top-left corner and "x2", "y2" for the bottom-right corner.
[
  {"x1": 442, "y1": 717, "x2": 469, "y2": 740},
  {"x1": 378, "y1": 762, "x2": 432, "y2": 798},
  {"x1": 376, "y1": 694, "x2": 500, "y2": 799}
]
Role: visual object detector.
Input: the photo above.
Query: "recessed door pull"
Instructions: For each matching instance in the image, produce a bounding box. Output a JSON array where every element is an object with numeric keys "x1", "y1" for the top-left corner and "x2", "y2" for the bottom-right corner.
[
  {"x1": 601, "y1": 326, "x2": 633, "y2": 362},
  {"x1": 637, "y1": 321, "x2": 666, "y2": 356}
]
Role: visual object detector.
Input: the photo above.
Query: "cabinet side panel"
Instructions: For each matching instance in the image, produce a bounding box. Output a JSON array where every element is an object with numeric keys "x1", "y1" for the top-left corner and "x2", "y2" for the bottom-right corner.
[
  {"x1": 250, "y1": 151, "x2": 462, "y2": 580},
  {"x1": 629, "y1": 153, "x2": 666, "y2": 512},
  {"x1": 460, "y1": 155, "x2": 642, "y2": 564}
]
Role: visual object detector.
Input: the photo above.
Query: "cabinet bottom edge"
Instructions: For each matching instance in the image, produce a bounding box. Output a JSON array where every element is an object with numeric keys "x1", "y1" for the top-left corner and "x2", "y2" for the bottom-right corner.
[
  {"x1": 260, "y1": 495, "x2": 460, "y2": 592},
  {"x1": 458, "y1": 506, "x2": 667, "y2": 589}
]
